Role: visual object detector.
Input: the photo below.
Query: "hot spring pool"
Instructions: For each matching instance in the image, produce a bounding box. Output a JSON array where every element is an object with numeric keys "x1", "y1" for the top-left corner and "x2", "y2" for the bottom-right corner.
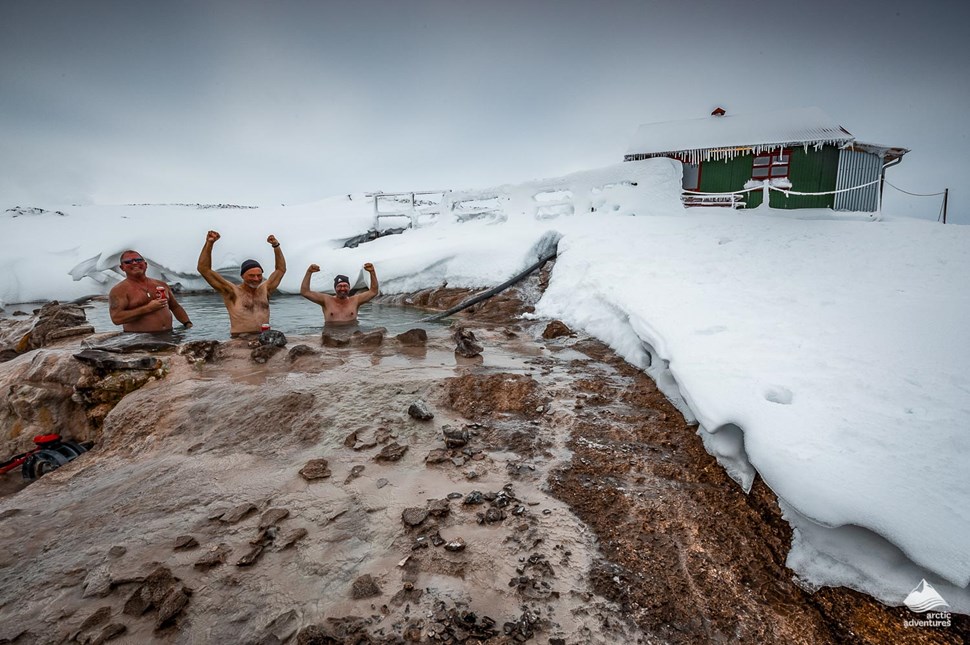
[{"x1": 79, "y1": 292, "x2": 445, "y2": 340}]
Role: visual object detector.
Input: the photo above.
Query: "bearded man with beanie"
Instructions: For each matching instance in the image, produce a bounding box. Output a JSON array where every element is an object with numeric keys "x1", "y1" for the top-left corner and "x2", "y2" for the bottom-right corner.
[{"x1": 197, "y1": 230, "x2": 286, "y2": 336}]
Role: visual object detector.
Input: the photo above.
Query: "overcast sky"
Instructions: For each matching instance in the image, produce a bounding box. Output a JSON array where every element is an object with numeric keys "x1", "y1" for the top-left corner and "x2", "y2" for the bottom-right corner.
[{"x1": 1, "y1": 0, "x2": 967, "y2": 222}]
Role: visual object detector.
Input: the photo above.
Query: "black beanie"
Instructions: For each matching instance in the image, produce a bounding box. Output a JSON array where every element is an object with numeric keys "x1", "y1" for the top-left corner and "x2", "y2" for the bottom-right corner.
[
  {"x1": 334, "y1": 274, "x2": 350, "y2": 288},
  {"x1": 240, "y1": 259, "x2": 262, "y2": 276}
]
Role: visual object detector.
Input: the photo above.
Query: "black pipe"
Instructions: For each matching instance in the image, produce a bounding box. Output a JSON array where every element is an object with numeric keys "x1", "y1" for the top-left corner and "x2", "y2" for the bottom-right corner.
[{"x1": 418, "y1": 249, "x2": 558, "y2": 323}]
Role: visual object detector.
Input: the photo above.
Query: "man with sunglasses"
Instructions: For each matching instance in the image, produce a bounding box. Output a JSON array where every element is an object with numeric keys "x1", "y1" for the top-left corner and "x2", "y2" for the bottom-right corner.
[
  {"x1": 197, "y1": 230, "x2": 286, "y2": 336},
  {"x1": 108, "y1": 250, "x2": 192, "y2": 333}
]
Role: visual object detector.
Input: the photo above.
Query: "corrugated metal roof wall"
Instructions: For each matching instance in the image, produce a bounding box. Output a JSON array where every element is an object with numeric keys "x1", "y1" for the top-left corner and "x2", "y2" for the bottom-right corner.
[{"x1": 835, "y1": 150, "x2": 881, "y2": 212}]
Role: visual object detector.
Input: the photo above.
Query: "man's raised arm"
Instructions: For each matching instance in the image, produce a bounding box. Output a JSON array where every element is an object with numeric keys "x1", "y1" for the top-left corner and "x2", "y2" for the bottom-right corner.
[
  {"x1": 197, "y1": 230, "x2": 235, "y2": 297},
  {"x1": 300, "y1": 264, "x2": 328, "y2": 306},
  {"x1": 356, "y1": 262, "x2": 379, "y2": 306},
  {"x1": 265, "y1": 234, "x2": 287, "y2": 293}
]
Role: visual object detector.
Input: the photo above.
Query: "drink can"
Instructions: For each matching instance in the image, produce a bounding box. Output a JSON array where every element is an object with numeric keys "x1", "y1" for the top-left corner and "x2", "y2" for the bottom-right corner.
[
  {"x1": 261, "y1": 323, "x2": 271, "y2": 332},
  {"x1": 155, "y1": 286, "x2": 166, "y2": 299}
]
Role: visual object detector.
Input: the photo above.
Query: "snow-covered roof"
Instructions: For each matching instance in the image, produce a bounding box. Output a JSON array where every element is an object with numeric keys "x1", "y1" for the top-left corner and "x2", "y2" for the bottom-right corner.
[{"x1": 625, "y1": 107, "x2": 856, "y2": 164}]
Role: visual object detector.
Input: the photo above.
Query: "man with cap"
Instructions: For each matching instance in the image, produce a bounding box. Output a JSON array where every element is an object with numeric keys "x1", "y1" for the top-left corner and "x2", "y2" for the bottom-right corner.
[
  {"x1": 197, "y1": 230, "x2": 286, "y2": 336},
  {"x1": 300, "y1": 262, "x2": 378, "y2": 324},
  {"x1": 109, "y1": 249, "x2": 192, "y2": 333}
]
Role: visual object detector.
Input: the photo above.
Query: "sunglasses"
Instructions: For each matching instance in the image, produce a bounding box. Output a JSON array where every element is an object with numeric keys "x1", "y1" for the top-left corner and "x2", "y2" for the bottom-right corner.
[{"x1": 121, "y1": 258, "x2": 145, "y2": 265}]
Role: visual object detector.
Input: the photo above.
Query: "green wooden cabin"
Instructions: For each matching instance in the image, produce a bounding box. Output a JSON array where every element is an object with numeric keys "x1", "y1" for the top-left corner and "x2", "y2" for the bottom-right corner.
[{"x1": 624, "y1": 107, "x2": 908, "y2": 211}]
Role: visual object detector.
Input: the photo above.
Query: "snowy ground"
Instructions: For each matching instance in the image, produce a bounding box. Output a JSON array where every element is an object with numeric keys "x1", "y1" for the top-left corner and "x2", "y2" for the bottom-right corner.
[{"x1": 2, "y1": 159, "x2": 968, "y2": 614}]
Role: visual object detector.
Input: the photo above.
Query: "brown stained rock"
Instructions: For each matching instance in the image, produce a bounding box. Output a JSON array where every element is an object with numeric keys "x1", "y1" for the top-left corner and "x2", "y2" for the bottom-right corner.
[
  {"x1": 407, "y1": 399, "x2": 434, "y2": 420},
  {"x1": 236, "y1": 544, "x2": 266, "y2": 567},
  {"x1": 541, "y1": 320, "x2": 572, "y2": 339},
  {"x1": 259, "y1": 508, "x2": 290, "y2": 528},
  {"x1": 453, "y1": 326, "x2": 483, "y2": 358},
  {"x1": 343, "y1": 430, "x2": 358, "y2": 448},
  {"x1": 288, "y1": 344, "x2": 318, "y2": 361},
  {"x1": 251, "y1": 344, "x2": 282, "y2": 364},
  {"x1": 401, "y1": 508, "x2": 429, "y2": 527},
  {"x1": 82, "y1": 565, "x2": 113, "y2": 598},
  {"x1": 374, "y1": 442, "x2": 408, "y2": 462},
  {"x1": 46, "y1": 325, "x2": 96, "y2": 341},
  {"x1": 321, "y1": 333, "x2": 350, "y2": 348},
  {"x1": 178, "y1": 340, "x2": 220, "y2": 364},
  {"x1": 442, "y1": 426, "x2": 469, "y2": 448},
  {"x1": 374, "y1": 426, "x2": 393, "y2": 444},
  {"x1": 426, "y1": 498, "x2": 451, "y2": 518},
  {"x1": 72, "y1": 350, "x2": 162, "y2": 371},
  {"x1": 277, "y1": 527, "x2": 308, "y2": 550},
  {"x1": 123, "y1": 566, "x2": 179, "y2": 617},
  {"x1": 425, "y1": 448, "x2": 450, "y2": 464},
  {"x1": 194, "y1": 543, "x2": 232, "y2": 570},
  {"x1": 92, "y1": 623, "x2": 127, "y2": 644},
  {"x1": 350, "y1": 574, "x2": 381, "y2": 599},
  {"x1": 300, "y1": 459, "x2": 332, "y2": 481},
  {"x1": 173, "y1": 535, "x2": 199, "y2": 551},
  {"x1": 394, "y1": 328, "x2": 428, "y2": 346},
  {"x1": 351, "y1": 329, "x2": 385, "y2": 346},
  {"x1": 155, "y1": 584, "x2": 190, "y2": 629},
  {"x1": 107, "y1": 545, "x2": 126, "y2": 558},
  {"x1": 296, "y1": 625, "x2": 329, "y2": 644},
  {"x1": 76, "y1": 606, "x2": 112, "y2": 634},
  {"x1": 220, "y1": 503, "x2": 257, "y2": 524},
  {"x1": 344, "y1": 464, "x2": 365, "y2": 484},
  {"x1": 445, "y1": 373, "x2": 542, "y2": 420}
]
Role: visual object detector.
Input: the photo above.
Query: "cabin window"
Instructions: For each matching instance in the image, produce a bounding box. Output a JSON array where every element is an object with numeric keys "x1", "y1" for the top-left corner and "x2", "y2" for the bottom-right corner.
[{"x1": 751, "y1": 149, "x2": 790, "y2": 180}]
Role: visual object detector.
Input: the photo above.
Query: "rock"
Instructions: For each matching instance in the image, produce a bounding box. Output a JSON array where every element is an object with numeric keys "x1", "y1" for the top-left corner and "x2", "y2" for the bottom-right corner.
[
  {"x1": 155, "y1": 584, "x2": 190, "y2": 629},
  {"x1": 260, "y1": 609, "x2": 300, "y2": 644},
  {"x1": 425, "y1": 448, "x2": 450, "y2": 464},
  {"x1": 277, "y1": 527, "x2": 308, "y2": 550},
  {"x1": 72, "y1": 350, "x2": 162, "y2": 371},
  {"x1": 236, "y1": 544, "x2": 266, "y2": 567},
  {"x1": 1, "y1": 301, "x2": 89, "y2": 357},
  {"x1": 344, "y1": 464, "x2": 365, "y2": 483},
  {"x1": 259, "y1": 508, "x2": 290, "y2": 528},
  {"x1": 82, "y1": 564, "x2": 113, "y2": 598},
  {"x1": 375, "y1": 478, "x2": 389, "y2": 489},
  {"x1": 351, "y1": 329, "x2": 385, "y2": 346},
  {"x1": 463, "y1": 491, "x2": 484, "y2": 505},
  {"x1": 453, "y1": 326, "x2": 483, "y2": 358},
  {"x1": 251, "y1": 344, "x2": 282, "y2": 364},
  {"x1": 401, "y1": 508, "x2": 429, "y2": 527},
  {"x1": 75, "y1": 605, "x2": 112, "y2": 634},
  {"x1": 542, "y1": 320, "x2": 572, "y2": 339},
  {"x1": 288, "y1": 344, "x2": 317, "y2": 361},
  {"x1": 395, "y1": 328, "x2": 428, "y2": 346},
  {"x1": 342, "y1": 430, "x2": 358, "y2": 448},
  {"x1": 443, "y1": 537, "x2": 466, "y2": 552},
  {"x1": 374, "y1": 442, "x2": 408, "y2": 462},
  {"x1": 178, "y1": 340, "x2": 220, "y2": 364},
  {"x1": 81, "y1": 332, "x2": 178, "y2": 353},
  {"x1": 351, "y1": 574, "x2": 381, "y2": 599},
  {"x1": 173, "y1": 535, "x2": 199, "y2": 551},
  {"x1": 123, "y1": 566, "x2": 179, "y2": 617},
  {"x1": 407, "y1": 399, "x2": 434, "y2": 420},
  {"x1": 220, "y1": 503, "x2": 257, "y2": 524},
  {"x1": 442, "y1": 426, "x2": 469, "y2": 448},
  {"x1": 299, "y1": 458, "x2": 332, "y2": 481},
  {"x1": 427, "y1": 498, "x2": 450, "y2": 517},
  {"x1": 194, "y1": 543, "x2": 232, "y2": 570},
  {"x1": 46, "y1": 325, "x2": 96, "y2": 341},
  {"x1": 92, "y1": 623, "x2": 126, "y2": 644},
  {"x1": 321, "y1": 333, "x2": 350, "y2": 348},
  {"x1": 258, "y1": 329, "x2": 287, "y2": 347}
]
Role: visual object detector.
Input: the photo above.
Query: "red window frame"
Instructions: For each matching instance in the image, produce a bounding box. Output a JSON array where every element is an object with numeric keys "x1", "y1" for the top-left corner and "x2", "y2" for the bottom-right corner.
[{"x1": 751, "y1": 148, "x2": 790, "y2": 180}]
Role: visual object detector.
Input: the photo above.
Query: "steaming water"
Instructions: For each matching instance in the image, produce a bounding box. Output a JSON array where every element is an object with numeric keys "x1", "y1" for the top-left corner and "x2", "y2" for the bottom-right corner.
[{"x1": 79, "y1": 293, "x2": 445, "y2": 340}]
